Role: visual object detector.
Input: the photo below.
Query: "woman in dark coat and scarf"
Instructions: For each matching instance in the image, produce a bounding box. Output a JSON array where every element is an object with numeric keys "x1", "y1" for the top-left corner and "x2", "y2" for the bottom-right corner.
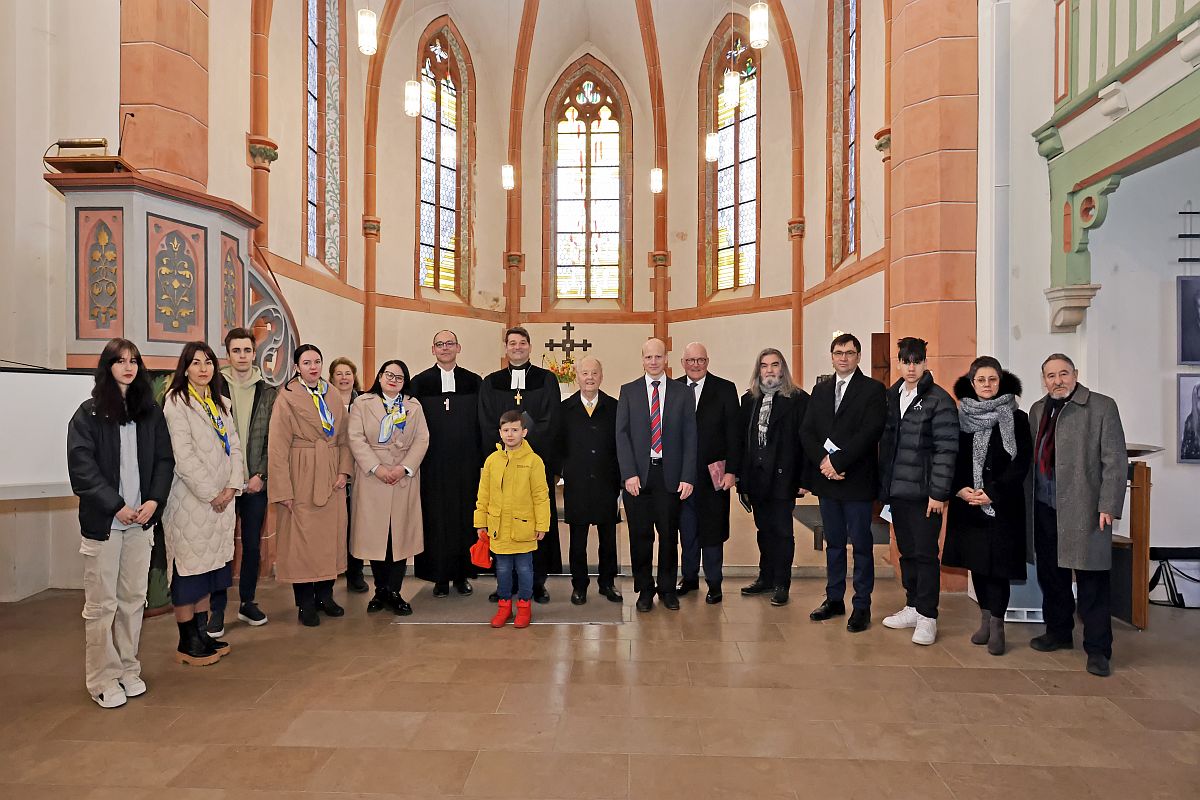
[{"x1": 944, "y1": 356, "x2": 1032, "y2": 655}]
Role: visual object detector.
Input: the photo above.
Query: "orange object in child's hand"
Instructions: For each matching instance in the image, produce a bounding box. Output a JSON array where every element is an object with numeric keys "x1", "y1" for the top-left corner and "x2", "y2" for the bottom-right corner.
[{"x1": 469, "y1": 535, "x2": 492, "y2": 569}]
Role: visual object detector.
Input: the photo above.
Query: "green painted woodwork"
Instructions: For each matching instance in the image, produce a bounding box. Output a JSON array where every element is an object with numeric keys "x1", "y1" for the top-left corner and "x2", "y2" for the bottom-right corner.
[
  {"x1": 1054, "y1": 1, "x2": 1200, "y2": 124},
  {"x1": 1035, "y1": 69, "x2": 1200, "y2": 289}
]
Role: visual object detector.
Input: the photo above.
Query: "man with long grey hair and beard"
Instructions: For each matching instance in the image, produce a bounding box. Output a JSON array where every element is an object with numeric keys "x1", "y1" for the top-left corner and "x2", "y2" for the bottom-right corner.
[{"x1": 737, "y1": 348, "x2": 810, "y2": 607}]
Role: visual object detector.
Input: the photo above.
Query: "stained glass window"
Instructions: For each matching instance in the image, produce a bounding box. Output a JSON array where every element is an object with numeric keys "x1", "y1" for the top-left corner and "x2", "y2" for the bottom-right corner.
[
  {"x1": 707, "y1": 30, "x2": 759, "y2": 292},
  {"x1": 552, "y1": 73, "x2": 624, "y2": 301},
  {"x1": 831, "y1": 0, "x2": 859, "y2": 266},
  {"x1": 305, "y1": 0, "x2": 343, "y2": 273},
  {"x1": 418, "y1": 28, "x2": 469, "y2": 294}
]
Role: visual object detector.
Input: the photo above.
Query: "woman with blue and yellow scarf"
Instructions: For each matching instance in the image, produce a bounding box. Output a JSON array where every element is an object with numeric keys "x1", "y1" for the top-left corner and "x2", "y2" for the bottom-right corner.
[
  {"x1": 268, "y1": 344, "x2": 354, "y2": 627},
  {"x1": 348, "y1": 360, "x2": 429, "y2": 616}
]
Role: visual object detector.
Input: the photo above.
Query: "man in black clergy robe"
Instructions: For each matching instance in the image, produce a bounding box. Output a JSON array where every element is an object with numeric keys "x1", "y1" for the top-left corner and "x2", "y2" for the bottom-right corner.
[
  {"x1": 410, "y1": 329, "x2": 483, "y2": 597},
  {"x1": 478, "y1": 325, "x2": 563, "y2": 602}
]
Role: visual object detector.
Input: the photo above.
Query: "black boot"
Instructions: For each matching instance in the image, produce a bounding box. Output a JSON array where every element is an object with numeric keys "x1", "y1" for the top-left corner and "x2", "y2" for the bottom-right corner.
[
  {"x1": 175, "y1": 619, "x2": 220, "y2": 666},
  {"x1": 389, "y1": 591, "x2": 413, "y2": 616},
  {"x1": 298, "y1": 604, "x2": 321, "y2": 627},
  {"x1": 741, "y1": 578, "x2": 773, "y2": 596},
  {"x1": 194, "y1": 612, "x2": 231, "y2": 656}
]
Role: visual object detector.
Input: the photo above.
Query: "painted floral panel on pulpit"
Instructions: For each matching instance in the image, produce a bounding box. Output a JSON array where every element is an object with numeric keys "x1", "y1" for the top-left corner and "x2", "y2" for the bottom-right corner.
[
  {"x1": 75, "y1": 208, "x2": 124, "y2": 339},
  {"x1": 220, "y1": 233, "x2": 245, "y2": 338},
  {"x1": 147, "y1": 214, "x2": 207, "y2": 342}
]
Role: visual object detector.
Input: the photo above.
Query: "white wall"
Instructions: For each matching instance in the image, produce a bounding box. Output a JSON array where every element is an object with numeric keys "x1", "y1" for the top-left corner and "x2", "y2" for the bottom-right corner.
[
  {"x1": 274, "y1": 274, "x2": 364, "y2": 365},
  {"x1": 208, "y1": 0, "x2": 252, "y2": 210},
  {"x1": 801, "y1": 271, "x2": 885, "y2": 388},
  {"x1": 672, "y1": 310, "x2": 792, "y2": 391}
]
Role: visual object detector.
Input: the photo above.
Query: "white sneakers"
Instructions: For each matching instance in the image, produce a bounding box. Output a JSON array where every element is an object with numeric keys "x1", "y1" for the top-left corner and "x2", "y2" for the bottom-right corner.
[
  {"x1": 120, "y1": 676, "x2": 147, "y2": 698},
  {"x1": 92, "y1": 684, "x2": 127, "y2": 709},
  {"x1": 912, "y1": 616, "x2": 937, "y2": 646},
  {"x1": 882, "y1": 605, "x2": 921, "y2": 629},
  {"x1": 882, "y1": 606, "x2": 937, "y2": 645}
]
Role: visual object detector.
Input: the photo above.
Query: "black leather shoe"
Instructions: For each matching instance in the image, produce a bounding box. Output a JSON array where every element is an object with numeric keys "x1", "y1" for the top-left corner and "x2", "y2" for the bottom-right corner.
[
  {"x1": 488, "y1": 590, "x2": 499, "y2": 603},
  {"x1": 454, "y1": 579, "x2": 473, "y2": 596},
  {"x1": 432, "y1": 582, "x2": 450, "y2": 598},
  {"x1": 741, "y1": 579, "x2": 772, "y2": 596},
  {"x1": 636, "y1": 592, "x2": 654, "y2": 612},
  {"x1": 1086, "y1": 653, "x2": 1112, "y2": 677},
  {"x1": 598, "y1": 585, "x2": 623, "y2": 603},
  {"x1": 570, "y1": 589, "x2": 587, "y2": 605},
  {"x1": 533, "y1": 584, "x2": 551, "y2": 604},
  {"x1": 847, "y1": 608, "x2": 871, "y2": 633},
  {"x1": 346, "y1": 572, "x2": 369, "y2": 594},
  {"x1": 316, "y1": 598, "x2": 345, "y2": 617},
  {"x1": 705, "y1": 589, "x2": 723, "y2": 604},
  {"x1": 676, "y1": 579, "x2": 700, "y2": 596},
  {"x1": 390, "y1": 592, "x2": 413, "y2": 616},
  {"x1": 298, "y1": 606, "x2": 320, "y2": 627},
  {"x1": 809, "y1": 599, "x2": 846, "y2": 621},
  {"x1": 770, "y1": 587, "x2": 790, "y2": 607},
  {"x1": 367, "y1": 592, "x2": 388, "y2": 613},
  {"x1": 1030, "y1": 633, "x2": 1074, "y2": 652},
  {"x1": 660, "y1": 593, "x2": 681, "y2": 611}
]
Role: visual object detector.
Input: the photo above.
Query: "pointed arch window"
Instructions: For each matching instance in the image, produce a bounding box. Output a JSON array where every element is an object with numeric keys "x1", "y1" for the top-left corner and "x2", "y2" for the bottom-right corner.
[
  {"x1": 545, "y1": 60, "x2": 632, "y2": 303},
  {"x1": 304, "y1": 0, "x2": 345, "y2": 274},
  {"x1": 700, "y1": 18, "x2": 760, "y2": 296},
  {"x1": 829, "y1": 0, "x2": 860, "y2": 269},
  {"x1": 416, "y1": 20, "x2": 474, "y2": 295}
]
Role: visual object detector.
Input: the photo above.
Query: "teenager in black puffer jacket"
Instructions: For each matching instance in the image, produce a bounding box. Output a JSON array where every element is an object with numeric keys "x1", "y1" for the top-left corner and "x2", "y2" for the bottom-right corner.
[{"x1": 877, "y1": 337, "x2": 958, "y2": 646}]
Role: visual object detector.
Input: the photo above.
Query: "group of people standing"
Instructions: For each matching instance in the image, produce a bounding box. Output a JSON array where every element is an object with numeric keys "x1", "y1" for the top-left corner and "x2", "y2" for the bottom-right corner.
[{"x1": 66, "y1": 325, "x2": 1128, "y2": 707}]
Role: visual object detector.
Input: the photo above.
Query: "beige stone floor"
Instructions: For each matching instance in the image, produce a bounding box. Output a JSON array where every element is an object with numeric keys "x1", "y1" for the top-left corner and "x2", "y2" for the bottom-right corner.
[{"x1": 4, "y1": 550, "x2": 1200, "y2": 800}]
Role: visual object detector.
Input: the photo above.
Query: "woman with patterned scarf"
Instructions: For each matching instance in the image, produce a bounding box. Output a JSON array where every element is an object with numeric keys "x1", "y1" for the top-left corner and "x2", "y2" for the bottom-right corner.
[
  {"x1": 945, "y1": 356, "x2": 1032, "y2": 655},
  {"x1": 268, "y1": 344, "x2": 354, "y2": 627},
  {"x1": 162, "y1": 341, "x2": 244, "y2": 665}
]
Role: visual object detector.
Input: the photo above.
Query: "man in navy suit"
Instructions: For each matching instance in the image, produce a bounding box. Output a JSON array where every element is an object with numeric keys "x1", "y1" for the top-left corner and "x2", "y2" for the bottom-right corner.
[{"x1": 616, "y1": 338, "x2": 698, "y2": 612}]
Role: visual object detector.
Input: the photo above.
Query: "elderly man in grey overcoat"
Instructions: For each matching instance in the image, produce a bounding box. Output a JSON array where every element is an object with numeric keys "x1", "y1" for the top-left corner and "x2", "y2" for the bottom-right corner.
[{"x1": 1028, "y1": 354, "x2": 1127, "y2": 677}]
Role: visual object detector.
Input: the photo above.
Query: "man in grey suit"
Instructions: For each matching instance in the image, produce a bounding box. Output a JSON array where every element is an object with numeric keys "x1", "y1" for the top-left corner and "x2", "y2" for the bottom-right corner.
[
  {"x1": 1028, "y1": 354, "x2": 1127, "y2": 677},
  {"x1": 616, "y1": 338, "x2": 698, "y2": 612}
]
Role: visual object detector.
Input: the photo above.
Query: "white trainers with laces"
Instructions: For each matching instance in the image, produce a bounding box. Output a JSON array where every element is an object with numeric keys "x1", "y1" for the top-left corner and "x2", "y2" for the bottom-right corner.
[
  {"x1": 120, "y1": 676, "x2": 147, "y2": 698},
  {"x1": 93, "y1": 685, "x2": 128, "y2": 709},
  {"x1": 882, "y1": 605, "x2": 921, "y2": 629},
  {"x1": 912, "y1": 615, "x2": 938, "y2": 646}
]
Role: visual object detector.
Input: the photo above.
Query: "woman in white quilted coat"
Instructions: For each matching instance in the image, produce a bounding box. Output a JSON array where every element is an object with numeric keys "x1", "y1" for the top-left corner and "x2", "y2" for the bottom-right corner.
[{"x1": 162, "y1": 341, "x2": 244, "y2": 667}]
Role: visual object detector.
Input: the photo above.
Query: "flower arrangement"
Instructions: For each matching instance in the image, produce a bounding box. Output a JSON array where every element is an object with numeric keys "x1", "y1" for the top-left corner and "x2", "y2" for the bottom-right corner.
[{"x1": 542, "y1": 354, "x2": 576, "y2": 385}]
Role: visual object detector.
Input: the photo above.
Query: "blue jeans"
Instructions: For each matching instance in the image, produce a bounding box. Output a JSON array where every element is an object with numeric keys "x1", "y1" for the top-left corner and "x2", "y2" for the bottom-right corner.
[
  {"x1": 819, "y1": 497, "x2": 876, "y2": 610},
  {"x1": 494, "y1": 552, "x2": 534, "y2": 601},
  {"x1": 211, "y1": 489, "x2": 269, "y2": 619}
]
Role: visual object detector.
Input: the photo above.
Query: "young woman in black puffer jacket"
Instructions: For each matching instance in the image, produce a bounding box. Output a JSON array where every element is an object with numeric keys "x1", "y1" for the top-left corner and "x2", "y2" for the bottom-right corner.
[{"x1": 877, "y1": 337, "x2": 959, "y2": 646}]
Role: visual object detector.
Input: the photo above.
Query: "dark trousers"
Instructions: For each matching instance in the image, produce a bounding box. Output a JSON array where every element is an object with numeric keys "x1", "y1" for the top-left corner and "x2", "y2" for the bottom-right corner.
[
  {"x1": 891, "y1": 498, "x2": 942, "y2": 619},
  {"x1": 624, "y1": 461, "x2": 680, "y2": 596},
  {"x1": 345, "y1": 492, "x2": 364, "y2": 579},
  {"x1": 370, "y1": 531, "x2": 408, "y2": 595},
  {"x1": 292, "y1": 579, "x2": 335, "y2": 609},
  {"x1": 568, "y1": 522, "x2": 618, "y2": 591},
  {"x1": 751, "y1": 498, "x2": 796, "y2": 589},
  {"x1": 210, "y1": 489, "x2": 268, "y2": 618},
  {"x1": 531, "y1": 464, "x2": 559, "y2": 587},
  {"x1": 1034, "y1": 501, "x2": 1112, "y2": 658},
  {"x1": 819, "y1": 497, "x2": 875, "y2": 609},
  {"x1": 973, "y1": 574, "x2": 1011, "y2": 618},
  {"x1": 679, "y1": 495, "x2": 724, "y2": 588}
]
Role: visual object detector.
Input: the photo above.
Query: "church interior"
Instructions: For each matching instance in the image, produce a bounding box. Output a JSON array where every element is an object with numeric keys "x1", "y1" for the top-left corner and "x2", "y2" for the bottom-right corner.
[{"x1": 3, "y1": 0, "x2": 1200, "y2": 797}]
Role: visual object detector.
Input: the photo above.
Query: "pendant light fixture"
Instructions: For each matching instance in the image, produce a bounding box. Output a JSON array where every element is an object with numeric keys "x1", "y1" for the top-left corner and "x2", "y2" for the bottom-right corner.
[
  {"x1": 357, "y1": 6, "x2": 378, "y2": 55},
  {"x1": 722, "y1": 69, "x2": 740, "y2": 111},
  {"x1": 404, "y1": 79, "x2": 421, "y2": 117},
  {"x1": 502, "y1": 0, "x2": 516, "y2": 191},
  {"x1": 749, "y1": 2, "x2": 769, "y2": 49},
  {"x1": 705, "y1": 132, "x2": 720, "y2": 162},
  {"x1": 650, "y1": 167, "x2": 664, "y2": 194},
  {"x1": 502, "y1": 163, "x2": 516, "y2": 191}
]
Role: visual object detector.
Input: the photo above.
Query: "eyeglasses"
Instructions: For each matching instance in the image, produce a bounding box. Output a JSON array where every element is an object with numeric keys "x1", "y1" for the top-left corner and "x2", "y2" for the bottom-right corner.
[
  {"x1": 683, "y1": 357, "x2": 708, "y2": 365},
  {"x1": 382, "y1": 371, "x2": 404, "y2": 382},
  {"x1": 433, "y1": 340, "x2": 458, "y2": 349},
  {"x1": 831, "y1": 350, "x2": 859, "y2": 358}
]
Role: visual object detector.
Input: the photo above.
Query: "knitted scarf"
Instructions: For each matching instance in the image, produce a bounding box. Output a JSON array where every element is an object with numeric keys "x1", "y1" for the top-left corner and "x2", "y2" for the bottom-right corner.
[
  {"x1": 958, "y1": 393, "x2": 1017, "y2": 517},
  {"x1": 1035, "y1": 390, "x2": 1073, "y2": 482}
]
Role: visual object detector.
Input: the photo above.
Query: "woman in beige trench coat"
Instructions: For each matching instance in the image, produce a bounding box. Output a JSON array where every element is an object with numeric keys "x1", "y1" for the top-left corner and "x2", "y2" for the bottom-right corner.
[
  {"x1": 268, "y1": 344, "x2": 354, "y2": 627},
  {"x1": 349, "y1": 360, "x2": 429, "y2": 615}
]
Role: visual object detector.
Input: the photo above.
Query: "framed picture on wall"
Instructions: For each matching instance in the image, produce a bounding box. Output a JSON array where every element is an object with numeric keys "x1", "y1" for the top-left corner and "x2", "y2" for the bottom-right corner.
[
  {"x1": 1180, "y1": 374, "x2": 1200, "y2": 464},
  {"x1": 1180, "y1": 276, "x2": 1200, "y2": 366}
]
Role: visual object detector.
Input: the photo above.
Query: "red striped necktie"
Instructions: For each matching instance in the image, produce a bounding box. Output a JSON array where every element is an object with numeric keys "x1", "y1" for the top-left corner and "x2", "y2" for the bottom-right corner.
[{"x1": 650, "y1": 380, "x2": 662, "y2": 456}]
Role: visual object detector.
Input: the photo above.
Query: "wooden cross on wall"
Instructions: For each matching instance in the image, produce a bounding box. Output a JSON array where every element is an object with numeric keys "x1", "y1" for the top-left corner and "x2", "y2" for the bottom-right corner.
[{"x1": 545, "y1": 322, "x2": 592, "y2": 362}]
